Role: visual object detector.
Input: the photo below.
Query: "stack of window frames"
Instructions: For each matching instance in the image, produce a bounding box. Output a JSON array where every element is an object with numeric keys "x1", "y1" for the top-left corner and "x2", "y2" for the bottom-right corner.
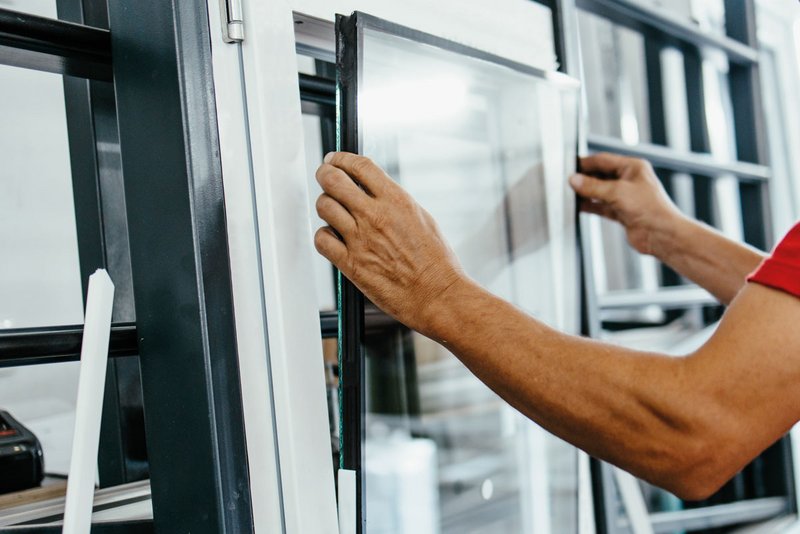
[{"x1": 575, "y1": 0, "x2": 796, "y2": 531}]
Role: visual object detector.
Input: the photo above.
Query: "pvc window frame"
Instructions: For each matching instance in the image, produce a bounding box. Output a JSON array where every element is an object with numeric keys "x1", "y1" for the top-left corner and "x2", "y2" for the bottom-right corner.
[{"x1": 207, "y1": 0, "x2": 341, "y2": 532}]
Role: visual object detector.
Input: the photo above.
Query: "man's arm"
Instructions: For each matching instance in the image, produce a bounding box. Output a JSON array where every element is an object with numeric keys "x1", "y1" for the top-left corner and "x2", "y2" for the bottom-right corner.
[
  {"x1": 313, "y1": 152, "x2": 800, "y2": 500},
  {"x1": 570, "y1": 153, "x2": 765, "y2": 304},
  {"x1": 423, "y1": 278, "x2": 800, "y2": 500}
]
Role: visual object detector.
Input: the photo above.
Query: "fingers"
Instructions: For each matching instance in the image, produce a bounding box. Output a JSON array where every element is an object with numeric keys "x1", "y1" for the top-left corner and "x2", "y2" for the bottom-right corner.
[
  {"x1": 578, "y1": 152, "x2": 630, "y2": 176},
  {"x1": 314, "y1": 226, "x2": 348, "y2": 266},
  {"x1": 316, "y1": 193, "x2": 356, "y2": 237},
  {"x1": 324, "y1": 152, "x2": 391, "y2": 196},
  {"x1": 569, "y1": 172, "x2": 618, "y2": 203},
  {"x1": 316, "y1": 163, "x2": 370, "y2": 214}
]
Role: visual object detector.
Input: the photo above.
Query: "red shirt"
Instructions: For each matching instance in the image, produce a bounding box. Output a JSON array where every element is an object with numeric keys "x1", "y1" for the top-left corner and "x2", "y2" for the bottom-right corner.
[{"x1": 748, "y1": 223, "x2": 800, "y2": 297}]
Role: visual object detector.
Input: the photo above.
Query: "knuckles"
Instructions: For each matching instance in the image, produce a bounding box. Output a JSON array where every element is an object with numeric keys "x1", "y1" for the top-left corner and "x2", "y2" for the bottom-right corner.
[
  {"x1": 368, "y1": 208, "x2": 387, "y2": 231},
  {"x1": 313, "y1": 227, "x2": 329, "y2": 253},
  {"x1": 350, "y1": 155, "x2": 374, "y2": 176},
  {"x1": 315, "y1": 194, "x2": 332, "y2": 216},
  {"x1": 315, "y1": 164, "x2": 342, "y2": 188},
  {"x1": 628, "y1": 157, "x2": 655, "y2": 178}
]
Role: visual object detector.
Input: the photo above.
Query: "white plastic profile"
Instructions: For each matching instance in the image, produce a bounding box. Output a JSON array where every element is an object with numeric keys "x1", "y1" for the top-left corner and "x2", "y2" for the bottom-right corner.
[{"x1": 62, "y1": 269, "x2": 115, "y2": 534}]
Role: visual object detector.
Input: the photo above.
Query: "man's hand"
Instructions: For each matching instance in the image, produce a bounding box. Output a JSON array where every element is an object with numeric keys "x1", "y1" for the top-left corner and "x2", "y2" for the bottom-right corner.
[
  {"x1": 570, "y1": 152, "x2": 764, "y2": 304},
  {"x1": 569, "y1": 152, "x2": 684, "y2": 257},
  {"x1": 314, "y1": 152, "x2": 466, "y2": 336}
]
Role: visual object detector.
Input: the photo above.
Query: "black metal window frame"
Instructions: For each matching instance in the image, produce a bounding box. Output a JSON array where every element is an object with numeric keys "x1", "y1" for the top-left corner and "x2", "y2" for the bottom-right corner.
[
  {"x1": 0, "y1": 1, "x2": 256, "y2": 532},
  {"x1": 0, "y1": 0, "x2": 150, "y2": 498}
]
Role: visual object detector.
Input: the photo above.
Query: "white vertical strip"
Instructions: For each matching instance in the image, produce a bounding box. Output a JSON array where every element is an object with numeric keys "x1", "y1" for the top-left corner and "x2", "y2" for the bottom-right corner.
[
  {"x1": 62, "y1": 269, "x2": 114, "y2": 534},
  {"x1": 239, "y1": 1, "x2": 338, "y2": 532},
  {"x1": 613, "y1": 468, "x2": 654, "y2": 534},
  {"x1": 337, "y1": 469, "x2": 356, "y2": 534},
  {"x1": 520, "y1": 422, "x2": 552, "y2": 534},
  {"x1": 793, "y1": 426, "x2": 800, "y2": 513},
  {"x1": 577, "y1": 452, "x2": 596, "y2": 534},
  {"x1": 541, "y1": 84, "x2": 567, "y2": 333},
  {"x1": 701, "y1": 52, "x2": 744, "y2": 242},
  {"x1": 205, "y1": 1, "x2": 285, "y2": 531}
]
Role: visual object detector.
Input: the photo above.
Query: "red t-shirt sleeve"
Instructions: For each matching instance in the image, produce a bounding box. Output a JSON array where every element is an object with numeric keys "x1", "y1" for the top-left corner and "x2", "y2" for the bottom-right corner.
[{"x1": 747, "y1": 222, "x2": 800, "y2": 297}]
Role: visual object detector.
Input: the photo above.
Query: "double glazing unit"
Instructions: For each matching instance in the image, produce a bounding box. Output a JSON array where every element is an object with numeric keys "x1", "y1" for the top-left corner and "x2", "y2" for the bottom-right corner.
[{"x1": 335, "y1": 12, "x2": 581, "y2": 534}]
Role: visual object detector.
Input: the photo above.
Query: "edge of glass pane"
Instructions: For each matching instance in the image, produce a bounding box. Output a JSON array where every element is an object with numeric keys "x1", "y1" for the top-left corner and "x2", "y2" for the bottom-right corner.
[
  {"x1": 334, "y1": 10, "x2": 583, "y2": 533},
  {"x1": 350, "y1": 11, "x2": 580, "y2": 90},
  {"x1": 334, "y1": 12, "x2": 366, "y2": 534}
]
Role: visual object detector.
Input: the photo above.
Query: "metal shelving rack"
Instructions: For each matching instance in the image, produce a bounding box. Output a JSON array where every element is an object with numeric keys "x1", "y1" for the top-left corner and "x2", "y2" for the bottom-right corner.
[
  {"x1": 543, "y1": 0, "x2": 796, "y2": 531},
  {"x1": 0, "y1": 0, "x2": 254, "y2": 531}
]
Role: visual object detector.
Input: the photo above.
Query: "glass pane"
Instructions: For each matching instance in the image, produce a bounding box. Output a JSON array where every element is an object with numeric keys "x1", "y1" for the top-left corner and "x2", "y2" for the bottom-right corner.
[
  {"x1": 0, "y1": 64, "x2": 83, "y2": 329},
  {"x1": 0, "y1": 64, "x2": 83, "y2": 494},
  {"x1": 299, "y1": 56, "x2": 341, "y2": 483},
  {"x1": 303, "y1": 113, "x2": 337, "y2": 312},
  {"x1": 339, "y1": 14, "x2": 580, "y2": 533}
]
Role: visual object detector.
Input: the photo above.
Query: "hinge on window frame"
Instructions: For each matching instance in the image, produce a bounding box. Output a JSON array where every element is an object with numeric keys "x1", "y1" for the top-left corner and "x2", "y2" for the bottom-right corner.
[{"x1": 219, "y1": 0, "x2": 244, "y2": 43}]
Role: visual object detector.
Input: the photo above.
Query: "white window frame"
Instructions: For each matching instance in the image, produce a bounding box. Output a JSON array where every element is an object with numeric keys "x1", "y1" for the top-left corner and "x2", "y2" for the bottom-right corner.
[{"x1": 206, "y1": 1, "x2": 593, "y2": 532}]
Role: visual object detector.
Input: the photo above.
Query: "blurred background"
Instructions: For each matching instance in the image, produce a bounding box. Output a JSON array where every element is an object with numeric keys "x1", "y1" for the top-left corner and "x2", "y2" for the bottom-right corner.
[{"x1": 1, "y1": 0, "x2": 800, "y2": 531}]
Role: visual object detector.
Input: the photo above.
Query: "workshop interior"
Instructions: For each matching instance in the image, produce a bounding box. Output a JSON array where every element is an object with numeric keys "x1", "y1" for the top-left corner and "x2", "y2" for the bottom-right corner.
[{"x1": 1, "y1": 0, "x2": 799, "y2": 532}]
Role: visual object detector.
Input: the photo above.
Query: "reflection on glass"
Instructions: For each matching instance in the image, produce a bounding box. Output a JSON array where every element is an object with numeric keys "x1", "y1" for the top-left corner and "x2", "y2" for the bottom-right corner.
[
  {"x1": 354, "y1": 23, "x2": 580, "y2": 534},
  {"x1": 0, "y1": 64, "x2": 83, "y2": 329}
]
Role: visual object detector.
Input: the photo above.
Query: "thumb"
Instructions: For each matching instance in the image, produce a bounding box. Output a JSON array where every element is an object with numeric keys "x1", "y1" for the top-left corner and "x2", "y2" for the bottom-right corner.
[{"x1": 569, "y1": 173, "x2": 618, "y2": 203}]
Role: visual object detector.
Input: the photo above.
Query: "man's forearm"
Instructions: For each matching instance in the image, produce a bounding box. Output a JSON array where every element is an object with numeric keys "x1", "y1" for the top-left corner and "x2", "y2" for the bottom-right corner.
[
  {"x1": 425, "y1": 277, "x2": 728, "y2": 499},
  {"x1": 652, "y1": 215, "x2": 765, "y2": 305}
]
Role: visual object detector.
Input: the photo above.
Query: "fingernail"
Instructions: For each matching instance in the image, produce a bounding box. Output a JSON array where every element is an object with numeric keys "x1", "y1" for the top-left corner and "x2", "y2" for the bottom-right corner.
[
  {"x1": 324, "y1": 152, "x2": 335, "y2": 163},
  {"x1": 569, "y1": 174, "x2": 584, "y2": 188}
]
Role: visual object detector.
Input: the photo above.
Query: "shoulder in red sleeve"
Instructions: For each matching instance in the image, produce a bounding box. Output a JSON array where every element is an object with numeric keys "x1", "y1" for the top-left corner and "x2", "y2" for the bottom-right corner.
[{"x1": 748, "y1": 222, "x2": 800, "y2": 298}]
